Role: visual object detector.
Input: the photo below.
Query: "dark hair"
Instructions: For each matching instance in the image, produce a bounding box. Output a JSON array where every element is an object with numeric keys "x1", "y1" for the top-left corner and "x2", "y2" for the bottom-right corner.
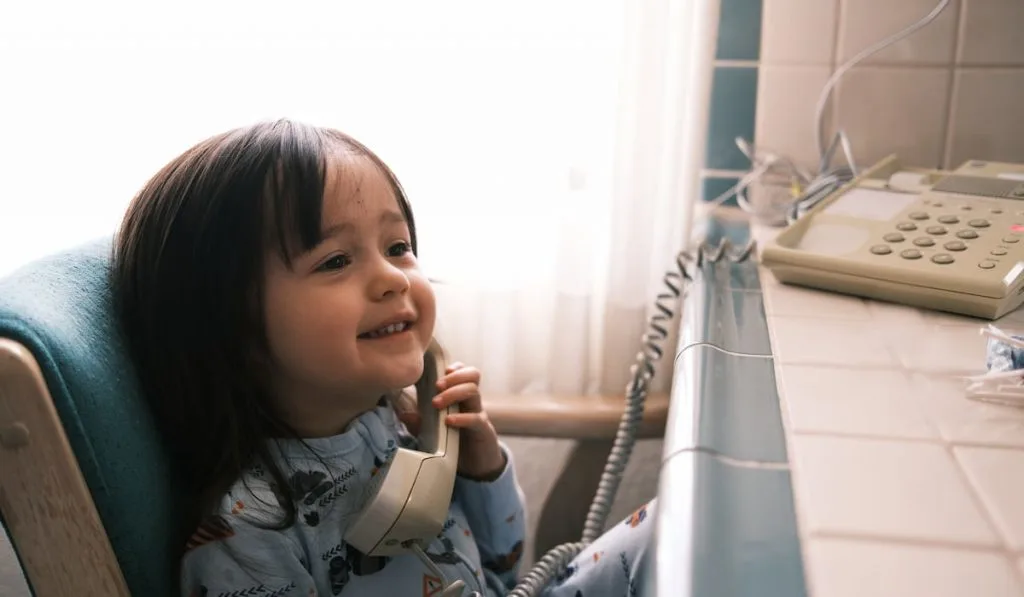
[{"x1": 112, "y1": 119, "x2": 439, "y2": 547}]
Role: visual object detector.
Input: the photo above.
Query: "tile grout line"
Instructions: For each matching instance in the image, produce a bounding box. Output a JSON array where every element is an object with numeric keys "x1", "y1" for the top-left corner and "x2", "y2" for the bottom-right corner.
[
  {"x1": 942, "y1": 440, "x2": 1016, "y2": 568},
  {"x1": 807, "y1": 529, "x2": 1004, "y2": 553},
  {"x1": 789, "y1": 428, "x2": 1024, "y2": 452}
]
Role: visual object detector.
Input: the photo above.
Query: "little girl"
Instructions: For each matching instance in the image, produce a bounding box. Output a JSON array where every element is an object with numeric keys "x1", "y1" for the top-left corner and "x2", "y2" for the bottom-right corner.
[{"x1": 111, "y1": 119, "x2": 655, "y2": 597}]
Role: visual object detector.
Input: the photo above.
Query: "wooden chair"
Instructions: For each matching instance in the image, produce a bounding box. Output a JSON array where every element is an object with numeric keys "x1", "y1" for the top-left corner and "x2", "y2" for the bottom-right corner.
[{"x1": 0, "y1": 238, "x2": 183, "y2": 596}]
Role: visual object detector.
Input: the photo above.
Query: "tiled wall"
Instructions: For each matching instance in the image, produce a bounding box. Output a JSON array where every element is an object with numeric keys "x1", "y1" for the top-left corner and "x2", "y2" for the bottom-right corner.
[
  {"x1": 703, "y1": 0, "x2": 1024, "y2": 205},
  {"x1": 702, "y1": 0, "x2": 763, "y2": 205}
]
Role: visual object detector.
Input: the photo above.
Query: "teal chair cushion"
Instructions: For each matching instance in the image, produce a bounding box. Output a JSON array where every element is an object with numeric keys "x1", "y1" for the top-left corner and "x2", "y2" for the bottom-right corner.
[{"x1": 0, "y1": 238, "x2": 185, "y2": 596}]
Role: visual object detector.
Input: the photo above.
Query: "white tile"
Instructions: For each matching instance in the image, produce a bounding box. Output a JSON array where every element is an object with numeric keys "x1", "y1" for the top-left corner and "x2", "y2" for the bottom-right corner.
[
  {"x1": 890, "y1": 322, "x2": 989, "y2": 375},
  {"x1": 762, "y1": 282, "x2": 871, "y2": 319},
  {"x1": 755, "y1": 65, "x2": 832, "y2": 171},
  {"x1": 947, "y1": 70, "x2": 1024, "y2": 168},
  {"x1": 997, "y1": 307, "x2": 1024, "y2": 329},
  {"x1": 955, "y1": 446, "x2": 1024, "y2": 551},
  {"x1": 834, "y1": 66, "x2": 952, "y2": 169},
  {"x1": 958, "y1": 0, "x2": 1024, "y2": 66},
  {"x1": 865, "y1": 299, "x2": 931, "y2": 328},
  {"x1": 837, "y1": 0, "x2": 960, "y2": 65},
  {"x1": 911, "y1": 374, "x2": 1024, "y2": 449},
  {"x1": 769, "y1": 316, "x2": 900, "y2": 367},
  {"x1": 925, "y1": 309, "x2": 991, "y2": 328},
  {"x1": 760, "y1": 0, "x2": 839, "y2": 64},
  {"x1": 778, "y1": 365, "x2": 938, "y2": 439},
  {"x1": 790, "y1": 435, "x2": 999, "y2": 545},
  {"x1": 806, "y1": 537, "x2": 1023, "y2": 597}
]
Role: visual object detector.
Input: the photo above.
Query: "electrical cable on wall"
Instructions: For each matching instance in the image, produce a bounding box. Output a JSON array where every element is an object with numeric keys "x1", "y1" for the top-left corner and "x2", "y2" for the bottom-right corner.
[{"x1": 701, "y1": 0, "x2": 952, "y2": 227}]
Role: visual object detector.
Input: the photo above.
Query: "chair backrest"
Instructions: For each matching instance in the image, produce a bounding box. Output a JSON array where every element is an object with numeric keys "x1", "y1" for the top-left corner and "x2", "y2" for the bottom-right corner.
[{"x1": 0, "y1": 238, "x2": 185, "y2": 596}]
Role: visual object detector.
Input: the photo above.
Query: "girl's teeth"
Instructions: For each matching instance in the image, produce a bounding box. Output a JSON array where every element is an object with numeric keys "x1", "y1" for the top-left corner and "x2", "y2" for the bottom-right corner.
[{"x1": 367, "y1": 322, "x2": 407, "y2": 338}]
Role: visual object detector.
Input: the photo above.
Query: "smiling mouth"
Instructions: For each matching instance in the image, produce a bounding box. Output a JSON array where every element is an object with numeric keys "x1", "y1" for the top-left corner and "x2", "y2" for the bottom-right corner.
[{"x1": 359, "y1": 321, "x2": 413, "y2": 339}]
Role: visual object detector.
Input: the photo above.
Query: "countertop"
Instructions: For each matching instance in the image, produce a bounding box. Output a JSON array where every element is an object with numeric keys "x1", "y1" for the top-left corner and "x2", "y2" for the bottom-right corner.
[
  {"x1": 754, "y1": 221, "x2": 1024, "y2": 597},
  {"x1": 653, "y1": 212, "x2": 1024, "y2": 597}
]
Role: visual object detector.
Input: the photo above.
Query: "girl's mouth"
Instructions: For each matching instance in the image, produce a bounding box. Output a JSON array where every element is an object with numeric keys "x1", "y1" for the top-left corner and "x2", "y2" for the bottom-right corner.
[{"x1": 359, "y1": 321, "x2": 412, "y2": 339}]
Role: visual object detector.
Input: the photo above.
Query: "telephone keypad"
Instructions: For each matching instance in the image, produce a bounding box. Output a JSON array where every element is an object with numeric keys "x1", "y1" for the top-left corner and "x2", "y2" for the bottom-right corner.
[{"x1": 871, "y1": 200, "x2": 1024, "y2": 270}]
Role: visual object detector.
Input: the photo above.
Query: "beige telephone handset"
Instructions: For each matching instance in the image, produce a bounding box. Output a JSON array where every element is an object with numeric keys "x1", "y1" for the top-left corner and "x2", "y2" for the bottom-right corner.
[{"x1": 345, "y1": 346, "x2": 460, "y2": 557}]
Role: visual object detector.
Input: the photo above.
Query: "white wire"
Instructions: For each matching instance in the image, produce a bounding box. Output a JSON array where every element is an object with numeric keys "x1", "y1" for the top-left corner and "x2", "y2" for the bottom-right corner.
[
  {"x1": 813, "y1": 0, "x2": 952, "y2": 160},
  {"x1": 708, "y1": 0, "x2": 952, "y2": 228}
]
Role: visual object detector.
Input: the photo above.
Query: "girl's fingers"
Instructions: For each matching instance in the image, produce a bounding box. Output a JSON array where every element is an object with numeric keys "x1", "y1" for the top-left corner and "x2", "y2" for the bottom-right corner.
[
  {"x1": 444, "y1": 411, "x2": 492, "y2": 429},
  {"x1": 433, "y1": 382, "x2": 482, "y2": 411},
  {"x1": 437, "y1": 365, "x2": 480, "y2": 391}
]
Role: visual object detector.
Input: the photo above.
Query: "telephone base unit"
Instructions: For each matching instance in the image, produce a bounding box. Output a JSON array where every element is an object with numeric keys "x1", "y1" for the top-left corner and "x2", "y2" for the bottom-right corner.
[{"x1": 761, "y1": 155, "x2": 1024, "y2": 321}]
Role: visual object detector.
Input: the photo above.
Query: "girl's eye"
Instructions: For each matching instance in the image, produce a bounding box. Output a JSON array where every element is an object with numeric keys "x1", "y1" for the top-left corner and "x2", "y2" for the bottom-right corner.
[
  {"x1": 318, "y1": 254, "x2": 351, "y2": 272},
  {"x1": 387, "y1": 241, "x2": 412, "y2": 258}
]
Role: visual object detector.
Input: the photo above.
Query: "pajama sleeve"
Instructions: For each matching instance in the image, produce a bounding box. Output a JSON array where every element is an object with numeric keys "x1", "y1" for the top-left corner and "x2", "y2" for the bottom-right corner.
[{"x1": 453, "y1": 442, "x2": 529, "y2": 590}]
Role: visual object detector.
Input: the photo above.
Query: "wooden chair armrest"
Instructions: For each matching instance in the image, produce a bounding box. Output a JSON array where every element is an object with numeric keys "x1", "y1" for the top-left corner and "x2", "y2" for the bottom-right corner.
[
  {"x1": 487, "y1": 392, "x2": 668, "y2": 439},
  {"x1": 0, "y1": 338, "x2": 130, "y2": 597}
]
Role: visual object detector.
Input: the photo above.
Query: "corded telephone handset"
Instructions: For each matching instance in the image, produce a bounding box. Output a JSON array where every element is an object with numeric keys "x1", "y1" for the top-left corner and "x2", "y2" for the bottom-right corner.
[{"x1": 345, "y1": 345, "x2": 460, "y2": 556}]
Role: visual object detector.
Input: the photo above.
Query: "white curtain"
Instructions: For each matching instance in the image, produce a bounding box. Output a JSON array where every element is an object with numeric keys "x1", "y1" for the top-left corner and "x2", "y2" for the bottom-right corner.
[{"x1": 0, "y1": 0, "x2": 716, "y2": 398}]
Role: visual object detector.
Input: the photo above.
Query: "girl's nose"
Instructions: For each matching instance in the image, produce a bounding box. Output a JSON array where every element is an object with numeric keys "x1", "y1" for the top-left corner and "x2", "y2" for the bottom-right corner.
[{"x1": 368, "y1": 259, "x2": 411, "y2": 299}]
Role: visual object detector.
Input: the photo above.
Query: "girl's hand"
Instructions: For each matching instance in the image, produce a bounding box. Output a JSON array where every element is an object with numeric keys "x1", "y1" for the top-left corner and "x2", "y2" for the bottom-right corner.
[{"x1": 399, "y1": 362, "x2": 505, "y2": 481}]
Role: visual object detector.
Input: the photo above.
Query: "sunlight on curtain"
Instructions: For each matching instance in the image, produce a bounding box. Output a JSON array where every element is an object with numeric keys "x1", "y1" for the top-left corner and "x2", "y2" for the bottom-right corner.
[{"x1": 0, "y1": 0, "x2": 709, "y2": 397}]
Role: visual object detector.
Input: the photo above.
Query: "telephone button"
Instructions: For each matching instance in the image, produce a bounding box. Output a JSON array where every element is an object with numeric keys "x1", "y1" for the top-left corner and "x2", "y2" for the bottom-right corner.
[
  {"x1": 883, "y1": 233, "x2": 905, "y2": 242},
  {"x1": 969, "y1": 219, "x2": 991, "y2": 228},
  {"x1": 979, "y1": 260, "x2": 997, "y2": 269},
  {"x1": 944, "y1": 241, "x2": 967, "y2": 251},
  {"x1": 900, "y1": 249, "x2": 923, "y2": 260},
  {"x1": 937, "y1": 215, "x2": 959, "y2": 224},
  {"x1": 870, "y1": 245, "x2": 893, "y2": 255},
  {"x1": 926, "y1": 226, "x2": 947, "y2": 235},
  {"x1": 957, "y1": 230, "x2": 980, "y2": 239},
  {"x1": 931, "y1": 254, "x2": 954, "y2": 265},
  {"x1": 913, "y1": 237, "x2": 935, "y2": 247},
  {"x1": 991, "y1": 247, "x2": 1008, "y2": 256},
  {"x1": 896, "y1": 222, "x2": 918, "y2": 231},
  {"x1": 1004, "y1": 236, "x2": 1020, "y2": 244},
  {"x1": 909, "y1": 211, "x2": 930, "y2": 220}
]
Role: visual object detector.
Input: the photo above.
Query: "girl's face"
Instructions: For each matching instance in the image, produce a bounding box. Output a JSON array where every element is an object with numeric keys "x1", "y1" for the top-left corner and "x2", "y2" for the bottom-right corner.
[{"x1": 262, "y1": 155, "x2": 436, "y2": 437}]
